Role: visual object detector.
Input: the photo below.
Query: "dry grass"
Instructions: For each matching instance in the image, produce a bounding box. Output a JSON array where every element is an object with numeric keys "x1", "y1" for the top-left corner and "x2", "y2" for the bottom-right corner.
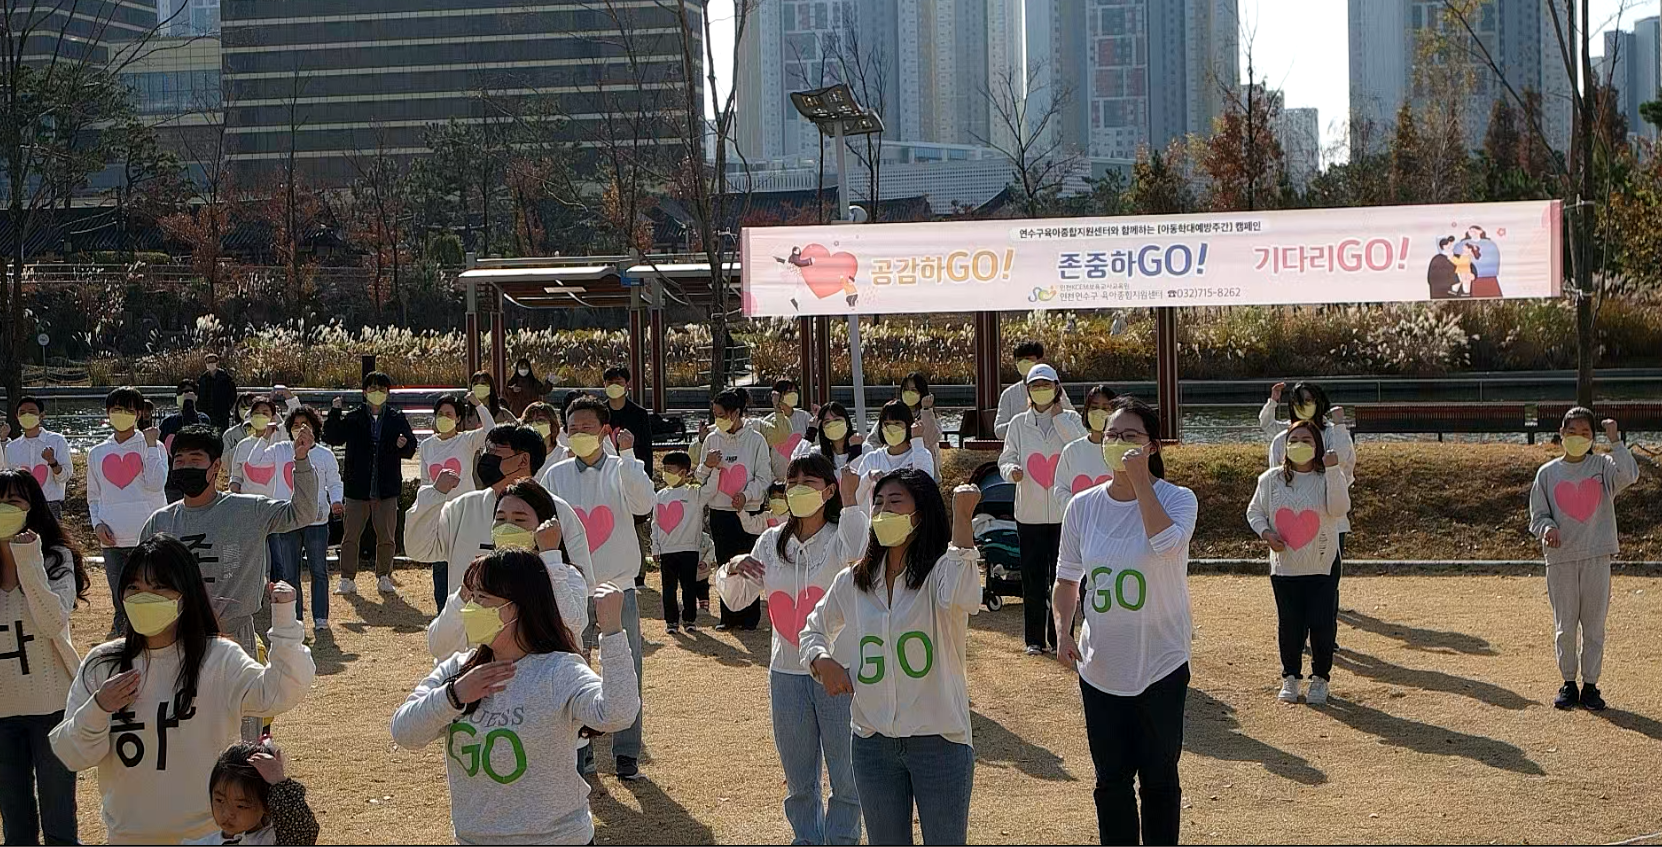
[{"x1": 51, "y1": 568, "x2": 1662, "y2": 845}]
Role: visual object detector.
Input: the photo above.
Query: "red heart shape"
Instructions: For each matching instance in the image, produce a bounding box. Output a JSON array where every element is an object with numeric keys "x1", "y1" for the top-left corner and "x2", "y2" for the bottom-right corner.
[
  {"x1": 164, "y1": 434, "x2": 175, "y2": 453},
  {"x1": 575, "y1": 505, "x2": 615, "y2": 552},
  {"x1": 244, "y1": 463, "x2": 276, "y2": 487},
  {"x1": 718, "y1": 464, "x2": 748, "y2": 497},
  {"x1": 283, "y1": 462, "x2": 295, "y2": 491},
  {"x1": 1070, "y1": 473, "x2": 1111, "y2": 494},
  {"x1": 102, "y1": 452, "x2": 145, "y2": 490},
  {"x1": 656, "y1": 500, "x2": 685, "y2": 533},
  {"x1": 427, "y1": 457, "x2": 463, "y2": 484},
  {"x1": 767, "y1": 586, "x2": 827, "y2": 647},
  {"x1": 1273, "y1": 508, "x2": 1322, "y2": 551},
  {"x1": 1553, "y1": 477, "x2": 1604, "y2": 523},
  {"x1": 797, "y1": 243, "x2": 859, "y2": 300},
  {"x1": 1025, "y1": 454, "x2": 1060, "y2": 489},
  {"x1": 30, "y1": 465, "x2": 48, "y2": 486},
  {"x1": 774, "y1": 433, "x2": 803, "y2": 458}
]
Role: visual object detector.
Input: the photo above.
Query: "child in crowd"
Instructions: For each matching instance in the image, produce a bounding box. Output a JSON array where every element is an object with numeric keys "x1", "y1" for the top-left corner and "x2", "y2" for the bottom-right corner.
[
  {"x1": 282, "y1": 407, "x2": 345, "y2": 631},
  {"x1": 186, "y1": 741, "x2": 320, "y2": 845},
  {"x1": 160, "y1": 380, "x2": 212, "y2": 450},
  {"x1": 1529, "y1": 409, "x2": 1638, "y2": 711},
  {"x1": 652, "y1": 452, "x2": 716, "y2": 634},
  {"x1": 1, "y1": 396, "x2": 73, "y2": 520},
  {"x1": 759, "y1": 379, "x2": 813, "y2": 482},
  {"x1": 698, "y1": 531, "x2": 716, "y2": 613},
  {"x1": 850, "y1": 401, "x2": 937, "y2": 506},
  {"x1": 872, "y1": 371, "x2": 943, "y2": 472},
  {"x1": 85, "y1": 387, "x2": 168, "y2": 635},
  {"x1": 741, "y1": 481, "x2": 790, "y2": 536}
]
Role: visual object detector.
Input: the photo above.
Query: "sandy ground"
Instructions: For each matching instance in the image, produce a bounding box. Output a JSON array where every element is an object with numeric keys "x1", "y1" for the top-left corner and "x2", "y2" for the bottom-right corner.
[{"x1": 33, "y1": 567, "x2": 1659, "y2": 845}]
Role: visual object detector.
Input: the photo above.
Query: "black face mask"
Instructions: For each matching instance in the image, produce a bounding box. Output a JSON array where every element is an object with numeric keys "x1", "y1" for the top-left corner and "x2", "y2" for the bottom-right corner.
[
  {"x1": 168, "y1": 466, "x2": 213, "y2": 497},
  {"x1": 477, "y1": 453, "x2": 508, "y2": 488}
]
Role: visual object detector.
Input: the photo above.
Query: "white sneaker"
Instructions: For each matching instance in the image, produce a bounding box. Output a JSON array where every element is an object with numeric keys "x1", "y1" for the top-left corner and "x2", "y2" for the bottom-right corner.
[
  {"x1": 313, "y1": 618, "x2": 329, "y2": 630},
  {"x1": 334, "y1": 577, "x2": 356, "y2": 595},
  {"x1": 1307, "y1": 677, "x2": 1330, "y2": 706},
  {"x1": 1024, "y1": 645, "x2": 1044, "y2": 657},
  {"x1": 1278, "y1": 676, "x2": 1302, "y2": 704},
  {"x1": 377, "y1": 576, "x2": 396, "y2": 594}
]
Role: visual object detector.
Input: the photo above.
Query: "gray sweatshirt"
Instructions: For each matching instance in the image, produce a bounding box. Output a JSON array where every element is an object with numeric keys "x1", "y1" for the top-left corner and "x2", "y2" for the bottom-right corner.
[
  {"x1": 1528, "y1": 442, "x2": 1639, "y2": 565},
  {"x1": 140, "y1": 456, "x2": 317, "y2": 652},
  {"x1": 391, "y1": 633, "x2": 639, "y2": 845}
]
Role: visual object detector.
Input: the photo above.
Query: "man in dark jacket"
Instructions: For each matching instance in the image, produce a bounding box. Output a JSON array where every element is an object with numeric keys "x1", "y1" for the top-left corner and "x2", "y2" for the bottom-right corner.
[
  {"x1": 323, "y1": 371, "x2": 417, "y2": 596},
  {"x1": 197, "y1": 352, "x2": 238, "y2": 430},
  {"x1": 603, "y1": 365, "x2": 655, "y2": 586}
]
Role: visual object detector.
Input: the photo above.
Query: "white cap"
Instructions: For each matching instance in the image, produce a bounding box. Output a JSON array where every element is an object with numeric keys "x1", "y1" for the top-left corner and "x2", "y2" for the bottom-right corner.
[{"x1": 1024, "y1": 363, "x2": 1060, "y2": 384}]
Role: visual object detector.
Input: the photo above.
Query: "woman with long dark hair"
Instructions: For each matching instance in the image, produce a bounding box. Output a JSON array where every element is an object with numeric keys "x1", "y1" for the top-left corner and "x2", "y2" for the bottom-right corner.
[
  {"x1": 800, "y1": 468, "x2": 985, "y2": 845},
  {"x1": 51, "y1": 536, "x2": 313, "y2": 844},
  {"x1": 868, "y1": 371, "x2": 943, "y2": 472},
  {"x1": 794, "y1": 401, "x2": 864, "y2": 472},
  {"x1": 0, "y1": 469, "x2": 88, "y2": 846},
  {"x1": 1051, "y1": 396, "x2": 1199, "y2": 847},
  {"x1": 504, "y1": 357, "x2": 549, "y2": 418},
  {"x1": 716, "y1": 454, "x2": 866, "y2": 844},
  {"x1": 470, "y1": 370, "x2": 519, "y2": 425},
  {"x1": 392, "y1": 551, "x2": 638, "y2": 845}
]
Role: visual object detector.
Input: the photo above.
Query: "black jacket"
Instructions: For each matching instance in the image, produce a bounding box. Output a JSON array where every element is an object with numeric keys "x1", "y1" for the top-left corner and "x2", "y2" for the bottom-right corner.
[
  {"x1": 608, "y1": 399, "x2": 655, "y2": 475},
  {"x1": 323, "y1": 403, "x2": 417, "y2": 500},
  {"x1": 197, "y1": 369, "x2": 238, "y2": 430}
]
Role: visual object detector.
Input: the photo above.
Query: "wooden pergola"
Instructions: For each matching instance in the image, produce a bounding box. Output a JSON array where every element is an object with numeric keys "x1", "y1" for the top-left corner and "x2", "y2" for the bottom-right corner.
[{"x1": 462, "y1": 253, "x2": 1184, "y2": 441}]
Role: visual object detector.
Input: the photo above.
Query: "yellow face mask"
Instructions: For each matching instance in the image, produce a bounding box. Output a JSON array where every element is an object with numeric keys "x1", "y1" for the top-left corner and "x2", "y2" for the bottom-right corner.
[
  {"x1": 435, "y1": 415, "x2": 458, "y2": 434},
  {"x1": 605, "y1": 384, "x2": 628, "y2": 400},
  {"x1": 768, "y1": 498, "x2": 789, "y2": 517},
  {"x1": 0, "y1": 503, "x2": 27, "y2": 539},
  {"x1": 365, "y1": 390, "x2": 389, "y2": 407},
  {"x1": 249, "y1": 414, "x2": 272, "y2": 432},
  {"x1": 123, "y1": 592, "x2": 181, "y2": 637},
  {"x1": 662, "y1": 472, "x2": 684, "y2": 488},
  {"x1": 460, "y1": 601, "x2": 514, "y2": 648},
  {"x1": 821, "y1": 420, "x2": 849, "y2": 442},
  {"x1": 782, "y1": 392, "x2": 799, "y2": 408},
  {"x1": 1285, "y1": 442, "x2": 1317, "y2": 466},
  {"x1": 1562, "y1": 434, "x2": 1593, "y2": 458},
  {"x1": 786, "y1": 485, "x2": 825, "y2": 518},
  {"x1": 109, "y1": 411, "x2": 138, "y2": 433},
  {"x1": 714, "y1": 417, "x2": 735, "y2": 434},
  {"x1": 567, "y1": 432, "x2": 603, "y2": 458},
  {"x1": 1029, "y1": 387, "x2": 1057, "y2": 408},
  {"x1": 1087, "y1": 409, "x2": 1110, "y2": 432},
  {"x1": 530, "y1": 421, "x2": 552, "y2": 438},
  {"x1": 1016, "y1": 359, "x2": 1036, "y2": 377},
  {"x1": 471, "y1": 385, "x2": 492, "y2": 402},
  {"x1": 902, "y1": 390, "x2": 921, "y2": 408},
  {"x1": 882, "y1": 424, "x2": 909, "y2": 447},
  {"x1": 1294, "y1": 402, "x2": 1319, "y2": 422},
  {"x1": 16, "y1": 413, "x2": 40, "y2": 431},
  {"x1": 871, "y1": 511, "x2": 916, "y2": 548},
  {"x1": 1101, "y1": 439, "x2": 1137, "y2": 472},
  {"x1": 491, "y1": 522, "x2": 536, "y2": 551}
]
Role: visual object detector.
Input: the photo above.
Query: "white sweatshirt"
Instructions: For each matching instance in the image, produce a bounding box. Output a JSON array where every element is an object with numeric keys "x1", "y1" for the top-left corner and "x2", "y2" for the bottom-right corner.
[
  {"x1": 85, "y1": 433, "x2": 169, "y2": 548},
  {"x1": 652, "y1": 484, "x2": 717, "y2": 556},
  {"x1": 0, "y1": 540, "x2": 80, "y2": 719},
  {"x1": 4, "y1": 429, "x2": 74, "y2": 501},
  {"x1": 740, "y1": 508, "x2": 788, "y2": 536},
  {"x1": 404, "y1": 486, "x2": 594, "y2": 597},
  {"x1": 427, "y1": 550, "x2": 589, "y2": 660},
  {"x1": 1051, "y1": 434, "x2": 1114, "y2": 515},
  {"x1": 1057, "y1": 479, "x2": 1198, "y2": 697},
  {"x1": 695, "y1": 427, "x2": 774, "y2": 512},
  {"x1": 50, "y1": 606, "x2": 314, "y2": 844},
  {"x1": 391, "y1": 635, "x2": 639, "y2": 845},
  {"x1": 790, "y1": 438, "x2": 859, "y2": 473},
  {"x1": 418, "y1": 406, "x2": 497, "y2": 494},
  {"x1": 866, "y1": 408, "x2": 944, "y2": 474},
  {"x1": 717, "y1": 511, "x2": 870, "y2": 675},
  {"x1": 1245, "y1": 467, "x2": 1352, "y2": 576},
  {"x1": 1261, "y1": 401, "x2": 1358, "y2": 533},
  {"x1": 298, "y1": 446, "x2": 344, "y2": 527},
  {"x1": 538, "y1": 454, "x2": 655, "y2": 589},
  {"x1": 760, "y1": 408, "x2": 814, "y2": 481},
  {"x1": 999, "y1": 408, "x2": 1088, "y2": 525},
  {"x1": 799, "y1": 546, "x2": 983, "y2": 745},
  {"x1": 851, "y1": 439, "x2": 938, "y2": 507},
  {"x1": 993, "y1": 382, "x2": 1073, "y2": 439},
  {"x1": 229, "y1": 434, "x2": 288, "y2": 498}
]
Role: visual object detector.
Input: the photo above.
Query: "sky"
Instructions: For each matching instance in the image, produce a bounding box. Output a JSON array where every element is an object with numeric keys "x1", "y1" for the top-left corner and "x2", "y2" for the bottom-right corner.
[{"x1": 705, "y1": 0, "x2": 1662, "y2": 163}]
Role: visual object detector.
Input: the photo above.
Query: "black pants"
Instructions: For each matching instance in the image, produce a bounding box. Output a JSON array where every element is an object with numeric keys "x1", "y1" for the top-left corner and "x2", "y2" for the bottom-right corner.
[
  {"x1": 1018, "y1": 521, "x2": 1062, "y2": 649},
  {"x1": 1270, "y1": 557, "x2": 1341, "y2": 680},
  {"x1": 660, "y1": 551, "x2": 700, "y2": 626},
  {"x1": 710, "y1": 509, "x2": 761, "y2": 628},
  {"x1": 1081, "y1": 663, "x2": 1189, "y2": 846}
]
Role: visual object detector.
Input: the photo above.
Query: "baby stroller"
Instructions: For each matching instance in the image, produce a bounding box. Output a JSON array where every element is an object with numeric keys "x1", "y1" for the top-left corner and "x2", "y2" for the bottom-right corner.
[{"x1": 968, "y1": 462, "x2": 1020, "y2": 611}]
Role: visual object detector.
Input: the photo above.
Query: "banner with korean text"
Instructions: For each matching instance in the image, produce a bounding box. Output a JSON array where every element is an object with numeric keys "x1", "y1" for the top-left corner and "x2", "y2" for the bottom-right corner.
[{"x1": 739, "y1": 200, "x2": 1562, "y2": 317}]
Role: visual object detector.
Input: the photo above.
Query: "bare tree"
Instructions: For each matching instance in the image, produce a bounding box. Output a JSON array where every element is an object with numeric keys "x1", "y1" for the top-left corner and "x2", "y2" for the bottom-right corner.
[
  {"x1": 974, "y1": 57, "x2": 1083, "y2": 218},
  {"x1": 346, "y1": 125, "x2": 412, "y2": 324}
]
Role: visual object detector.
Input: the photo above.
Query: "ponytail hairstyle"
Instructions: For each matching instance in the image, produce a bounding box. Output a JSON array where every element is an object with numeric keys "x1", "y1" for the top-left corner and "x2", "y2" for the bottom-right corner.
[
  {"x1": 851, "y1": 469, "x2": 949, "y2": 593},
  {"x1": 1280, "y1": 419, "x2": 1329, "y2": 486},
  {"x1": 93, "y1": 535, "x2": 221, "y2": 716},
  {"x1": 1109, "y1": 395, "x2": 1166, "y2": 480},
  {"x1": 713, "y1": 387, "x2": 747, "y2": 421},
  {"x1": 446, "y1": 549, "x2": 582, "y2": 716},
  {"x1": 0, "y1": 469, "x2": 88, "y2": 603},
  {"x1": 776, "y1": 453, "x2": 844, "y2": 560}
]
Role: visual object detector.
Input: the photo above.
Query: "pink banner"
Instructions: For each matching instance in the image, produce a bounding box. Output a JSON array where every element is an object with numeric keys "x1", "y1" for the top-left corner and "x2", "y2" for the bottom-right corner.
[{"x1": 740, "y1": 200, "x2": 1562, "y2": 316}]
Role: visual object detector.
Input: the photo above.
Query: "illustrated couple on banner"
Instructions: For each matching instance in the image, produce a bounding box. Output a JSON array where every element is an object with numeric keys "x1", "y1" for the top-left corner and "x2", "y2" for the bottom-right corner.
[{"x1": 1428, "y1": 225, "x2": 1503, "y2": 299}]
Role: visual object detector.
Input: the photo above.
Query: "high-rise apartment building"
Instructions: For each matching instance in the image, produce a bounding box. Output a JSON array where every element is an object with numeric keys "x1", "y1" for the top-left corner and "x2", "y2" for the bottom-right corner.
[
  {"x1": 158, "y1": 0, "x2": 219, "y2": 36},
  {"x1": 1602, "y1": 17, "x2": 1660, "y2": 140},
  {"x1": 1277, "y1": 106, "x2": 1320, "y2": 188}
]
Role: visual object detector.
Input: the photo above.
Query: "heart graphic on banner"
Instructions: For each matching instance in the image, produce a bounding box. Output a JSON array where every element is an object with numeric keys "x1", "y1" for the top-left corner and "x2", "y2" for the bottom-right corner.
[
  {"x1": 775, "y1": 433, "x2": 803, "y2": 458},
  {"x1": 576, "y1": 506, "x2": 615, "y2": 551},
  {"x1": 1273, "y1": 508, "x2": 1321, "y2": 551},
  {"x1": 29, "y1": 465, "x2": 48, "y2": 486},
  {"x1": 1070, "y1": 473, "x2": 1111, "y2": 494},
  {"x1": 244, "y1": 464, "x2": 276, "y2": 487},
  {"x1": 656, "y1": 500, "x2": 685, "y2": 533},
  {"x1": 102, "y1": 453, "x2": 144, "y2": 489},
  {"x1": 718, "y1": 464, "x2": 748, "y2": 496},
  {"x1": 797, "y1": 244, "x2": 859, "y2": 300},
  {"x1": 1553, "y1": 478, "x2": 1603, "y2": 523},
  {"x1": 768, "y1": 586, "x2": 827, "y2": 647},
  {"x1": 1025, "y1": 454, "x2": 1060, "y2": 489},
  {"x1": 427, "y1": 457, "x2": 463, "y2": 484}
]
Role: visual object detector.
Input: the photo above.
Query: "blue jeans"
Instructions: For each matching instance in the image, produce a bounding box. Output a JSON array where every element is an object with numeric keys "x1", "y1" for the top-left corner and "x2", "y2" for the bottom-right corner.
[
  {"x1": 850, "y1": 733, "x2": 974, "y2": 845},
  {"x1": 267, "y1": 530, "x2": 304, "y2": 619},
  {"x1": 432, "y1": 561, "x2": 449, "y2": 613},
  {"x1": 299, "y1": 523, "x2": 331, "y2": 623},
  {"x1": 578, "y1": 588, "x2": 644, "y2": 770},
  {"x1": 771, "y1": 671, "x2": 861, "y2": 845},
  {"x1": 0, "y1": 711, "x2": 78, "y2": 845},
  {"x1": 102, "y1": 547, "x2": 133, "y2": 634}
]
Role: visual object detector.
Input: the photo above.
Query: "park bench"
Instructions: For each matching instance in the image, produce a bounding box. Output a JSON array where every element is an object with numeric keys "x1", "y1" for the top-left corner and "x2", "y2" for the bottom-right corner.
[{"x1": 698, "y1": 342, "x2": 752, "y2": 386}]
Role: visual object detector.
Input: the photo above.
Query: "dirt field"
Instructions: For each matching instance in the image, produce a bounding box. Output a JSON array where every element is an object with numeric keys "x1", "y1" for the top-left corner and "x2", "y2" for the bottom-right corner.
[{"x1": 47, "y1": 567, "x2": 1662, "y2": 845}]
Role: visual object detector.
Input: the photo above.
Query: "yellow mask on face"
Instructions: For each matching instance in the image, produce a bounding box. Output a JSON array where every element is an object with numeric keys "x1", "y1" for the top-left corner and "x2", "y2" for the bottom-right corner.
[
  {"x1": 902, "y1": 390, "x2": 921, "y2": 408},
  {"x1": 16, "y1": 414, "x2": 40, "y2": 430},
  {"x1": 567, "y1": 432, "x2": 602, "y2": 458},
  {"x1": 1016, "y1": 359, "x2": 1036, "y2": 377},
  {"x1": 882, "y1": 424, "x2": 909, "y2": 447},
  {"x1": 1294, "y1": 402, "x2": 1318, "y2": 422},
  {"x1": 768, "y1": 498, "x2": 789, "y2": 517},
  {"x1": 109, "y1": 411, "x2": 138, "y2": 433},
  {"x1": 1101, "y1": 439, "x2": 1137, "y2": 472},
  {"x1": 123, "y1": 592, "x2": 181, "y2": 637},
  {"x1": 491, "y1": 522, "x2": 536, "y2": 551},
  {"x1": 714, "y1": 417, "x2": 735, "y2": 434},
  {"x1": 871, "y1": 511, "x2": 916, "y2": 548},
  {"x1": 821, "y1": 420, "x2": 849, "y2": 442},
  {"x1": 1029, "y1": 387, "x2": 1057, "y2": 408},
  {"x1": 365, "y1": 390, "x2": 389, "y2": 407},
  {"x1": 460, "y1": 601, "x2": 513, "y2": 648},
  {"x1": 662, "y1": 472, "x2": 684, "y2": 487},
  {"x1": 786, "y1": 485, "x2": 825, "y2": 518},
  {"x1": 530, "y1": 421, "x2": 552, "y2": 439},
  {"x1": 0, "y1": 504, "x2": 26, "y2": 539},
  {"x1": 1087, "y1": 409, "x2": 1109, "y2": 432},
  {"x1": 249, "y1": 414, "x2": 272, "y2": 432},
  {"x1": 472, "y1": 385, "x2": 492, "y2": 402},
  {"x1": 606, "y1": 384, "x2": 628, "y2": 400},
  {"x1": 435, "y1": 416, "x2": 458, "y2": 434},
  {"x1": 1562, "y1": 435, "x2": 1593, "y2": 458},
  {"x1": 1285, "y1": 442, "x2": 1317, "y2": 466},
  {"x1": 782, "y1": 392, "x2": 799, "y2": 408}
]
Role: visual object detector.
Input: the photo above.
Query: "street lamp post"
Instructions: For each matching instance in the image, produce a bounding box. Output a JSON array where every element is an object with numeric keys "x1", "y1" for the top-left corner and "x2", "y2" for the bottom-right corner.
[{"x1": 791, "y1": 83, "x2": 883, "y2": 430}]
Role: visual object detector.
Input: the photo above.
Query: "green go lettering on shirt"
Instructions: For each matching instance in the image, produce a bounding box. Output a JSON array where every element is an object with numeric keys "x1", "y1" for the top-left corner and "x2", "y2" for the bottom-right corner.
[
  {"x1": 481, "y1": 729, "x2": 528, "y2": 785},
  {"x1": 853, "y1": 632, "x2": 935, "y2": 683},
  {"x1": 1088, "y1": 567, "x2": 1147, "y2": 612},
  {"x1": 446, "y1": 722, "x2": 528, "y2": 785},
  {"x1": 857, "y1": 635, "x2": 886, "y2": 684},
  {"x1": 896, "y1": 631, "x2": 934, "y2": 679}
]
